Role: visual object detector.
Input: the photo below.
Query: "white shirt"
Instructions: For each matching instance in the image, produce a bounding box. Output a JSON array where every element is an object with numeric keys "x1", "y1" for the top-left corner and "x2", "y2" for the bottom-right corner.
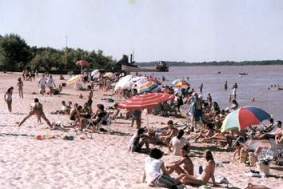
[
  {"x1": 170, "y1": 136, "x2": 187, "y2": 156},
  {"x1": 128, "y1": 134, "x2": 138, "y2": 152},
  {"x1": 46, "y1": 77, "x2": 55, "y2": 87},
  {"x1": 38, "y1": 78, "x2": 46, "y2": 88},
  {"x1": 144, "y1": 157, "x2": 163, "y2": 185}
]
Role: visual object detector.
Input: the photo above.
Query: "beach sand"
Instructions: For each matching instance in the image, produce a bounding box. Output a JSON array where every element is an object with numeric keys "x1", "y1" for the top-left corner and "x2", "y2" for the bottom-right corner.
[{"x1": 0, "y1": 73, "x2": 282, "y2": 189}]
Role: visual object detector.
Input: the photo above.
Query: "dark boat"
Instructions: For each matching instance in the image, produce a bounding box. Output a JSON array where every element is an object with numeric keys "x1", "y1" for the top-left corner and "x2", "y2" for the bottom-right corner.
[
  {"x1": 156, "y1": 61, "x2": 169, "y2": 72},
  {"x1": 122, "y1": 61, "x2": 169, "y2": 73},
  {"x1": 239, "y1": 72, "x2": 248, "y2": 76}
]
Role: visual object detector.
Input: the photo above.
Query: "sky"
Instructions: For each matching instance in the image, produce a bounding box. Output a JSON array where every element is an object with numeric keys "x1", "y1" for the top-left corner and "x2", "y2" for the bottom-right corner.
[{"x1": 1, "y1": 0, "x2": 283, "y2": 62}]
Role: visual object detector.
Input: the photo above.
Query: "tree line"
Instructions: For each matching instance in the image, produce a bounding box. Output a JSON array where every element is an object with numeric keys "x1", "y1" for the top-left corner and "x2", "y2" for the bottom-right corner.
[{"x1": 0, "y1": 34, "x2": 119, "y2": 73}]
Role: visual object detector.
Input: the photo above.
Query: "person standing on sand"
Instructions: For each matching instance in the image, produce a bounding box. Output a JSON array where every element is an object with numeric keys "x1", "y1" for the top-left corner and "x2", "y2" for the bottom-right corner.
[
  {"x1": 18, "y1": 98, "x2": 53, "y2": 128},
  {"x1": 38, "y1": 74, "x2": 46, "y2": 95},
  {"x1": 17, "y1": 77, "x2": 24, "y2": 98},
  {"x1": 4, "y1": 87, "x2": 14, "y2": 112},
  {"x1": 46, "y1": 75, "x2": 56, "y2": 96}
]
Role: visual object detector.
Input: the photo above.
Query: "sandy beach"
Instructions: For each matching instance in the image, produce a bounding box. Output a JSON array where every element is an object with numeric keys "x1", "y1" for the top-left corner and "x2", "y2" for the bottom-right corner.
[{"x1": 0, "y1": 72, "x2": 282, "y2": 189}]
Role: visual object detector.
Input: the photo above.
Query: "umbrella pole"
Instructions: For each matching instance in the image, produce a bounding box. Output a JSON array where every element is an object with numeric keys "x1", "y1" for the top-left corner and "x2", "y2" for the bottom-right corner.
[{"x1": 146, "y1": 110, "x2": 149, "y2": 128}]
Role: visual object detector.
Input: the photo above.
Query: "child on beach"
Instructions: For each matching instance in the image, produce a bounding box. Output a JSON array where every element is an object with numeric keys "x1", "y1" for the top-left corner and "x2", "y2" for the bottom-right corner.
[
  {"x1": 17, "y1": 77, "x2": 24, "y2": 98},
  {"x1": 4, "y1": 87, "x2": 14, "y2": 112}
]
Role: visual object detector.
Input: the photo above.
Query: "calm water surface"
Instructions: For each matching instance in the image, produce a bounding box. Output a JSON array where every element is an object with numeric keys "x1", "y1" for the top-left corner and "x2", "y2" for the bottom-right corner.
[{"x1": 146, "y1": 65, "x2": 283, "y2": 120}]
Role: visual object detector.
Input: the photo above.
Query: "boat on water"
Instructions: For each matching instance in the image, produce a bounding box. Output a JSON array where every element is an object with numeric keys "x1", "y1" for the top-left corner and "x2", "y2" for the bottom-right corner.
[
  {"x1": 122, "y1": 61, "x2": 169, "y2": 73},
  {"x1": 239, "y1": 72, "x2": 248, "y2": 76}
]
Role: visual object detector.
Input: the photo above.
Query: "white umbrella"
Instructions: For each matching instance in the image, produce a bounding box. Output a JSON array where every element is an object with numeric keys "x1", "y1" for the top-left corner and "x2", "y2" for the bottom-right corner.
[
  {"x1": 91, "y1": 69, "x2": 100, "y2": 78},
  {"x1": 114, "y1": 75, "x2": 134, "y2": 91}
]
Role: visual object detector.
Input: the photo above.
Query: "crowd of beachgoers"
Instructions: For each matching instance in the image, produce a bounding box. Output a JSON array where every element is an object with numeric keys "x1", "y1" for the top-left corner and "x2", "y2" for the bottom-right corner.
[{"x1": 1, "y1": 69, "x2": 283, "y2": 189}]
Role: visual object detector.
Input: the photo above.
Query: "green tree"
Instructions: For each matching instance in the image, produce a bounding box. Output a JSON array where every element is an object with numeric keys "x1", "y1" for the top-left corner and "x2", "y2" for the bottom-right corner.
[{"x1": 0, "y1": 34, "x2": 32, "y2": 71}]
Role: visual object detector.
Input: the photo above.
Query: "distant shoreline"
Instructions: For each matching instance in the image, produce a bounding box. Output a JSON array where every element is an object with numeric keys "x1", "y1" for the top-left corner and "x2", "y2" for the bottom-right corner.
[{"x1": 138, "y1": 60, "x2": 283, "y2": 67}]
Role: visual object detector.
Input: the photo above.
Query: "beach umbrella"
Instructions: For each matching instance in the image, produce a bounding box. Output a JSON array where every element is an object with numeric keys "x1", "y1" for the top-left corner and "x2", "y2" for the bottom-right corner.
[
  {"x1": 135, "y1": 80, "x2": 159, "y2": 94},
  {"x1": 118, "y1": 92, "x2": 174, "y2": 110},
  {"x1": 172, "y1": 79, "x2": 183, "y2": 85},
  {"x1": 131, "y1": 76, "x2": 148, "y2": 84},
  {"x1": 76, "y1": 60, "x2": 90, "y2": 67},
  {"x1": 221, "y1": 106, "x2": 271, "y2": 132},
  {"x1": 91, "y1": 69, "x2": 100, "y2": 78},
  {"x1": 114, "y1": 75, "x2": 134, "y2": 91},
  {"x1": 67, "y1": 75, "x2": 81, "y2": 85},
  {"x1": 175, "y1": 81, "x2": 190, "y2": 89},
  {"x1": 104, "y1": 72, "x2": 114, "y2": 79}
]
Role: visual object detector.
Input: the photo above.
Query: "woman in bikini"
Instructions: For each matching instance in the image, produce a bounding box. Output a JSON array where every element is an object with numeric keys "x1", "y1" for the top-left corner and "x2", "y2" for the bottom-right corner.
[
  {"x1": 17, "y1": 77, "x2": 24, "y2": 98},
  {"x1": 166, "y1": 144, "x2": 194, "y2": 176},
  {"x1": 4, "y1": 87, "x2": 14, "y2": 112},
  {"x1": 177, "y1": 150, "x2": 216, "y2": 186}
]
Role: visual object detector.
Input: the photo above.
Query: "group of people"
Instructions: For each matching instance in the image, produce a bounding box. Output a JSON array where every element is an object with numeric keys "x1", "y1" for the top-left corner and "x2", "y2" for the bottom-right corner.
[
  {"x1": 128, "y1": 119, "x2": 216, "y2": 188},
  {"x1": 38, "y1": 74, "x2": 61, "y2": 95},
  {"x1": 3, "y1": 70, "x2": 282, "y2": 188}
]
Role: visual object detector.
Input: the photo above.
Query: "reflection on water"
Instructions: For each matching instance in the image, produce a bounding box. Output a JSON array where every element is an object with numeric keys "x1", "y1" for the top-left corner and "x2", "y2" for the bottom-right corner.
[{"x1": 145, "y1": 65, "x2": 283, "y2": 120}]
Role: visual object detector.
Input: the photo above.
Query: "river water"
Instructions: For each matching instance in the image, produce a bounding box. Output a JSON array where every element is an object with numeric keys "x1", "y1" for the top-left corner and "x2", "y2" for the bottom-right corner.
[{"x1": 145, "y1": 65, "x2": 283, "y2": 121}]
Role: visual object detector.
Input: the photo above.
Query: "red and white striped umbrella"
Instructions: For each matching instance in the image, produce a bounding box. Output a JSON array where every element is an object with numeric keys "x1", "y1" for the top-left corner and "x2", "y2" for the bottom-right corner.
[{"x1": 118, "y1": 93, "x2": 174, "y2": 110}]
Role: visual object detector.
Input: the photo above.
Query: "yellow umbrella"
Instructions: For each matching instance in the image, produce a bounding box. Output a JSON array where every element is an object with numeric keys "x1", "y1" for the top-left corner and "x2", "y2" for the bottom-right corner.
[{"x1": 67, "y1": 75, "x2": 81, "y2": 85}]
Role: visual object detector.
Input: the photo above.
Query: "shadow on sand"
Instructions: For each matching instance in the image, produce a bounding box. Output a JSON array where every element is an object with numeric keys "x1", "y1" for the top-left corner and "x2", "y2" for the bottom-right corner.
[{"x1": 0, "y1": 132, "x2": 35, "y2": 138}]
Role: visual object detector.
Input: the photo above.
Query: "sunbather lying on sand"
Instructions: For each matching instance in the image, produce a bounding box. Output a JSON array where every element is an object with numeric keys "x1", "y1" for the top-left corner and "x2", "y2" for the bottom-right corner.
[
  {"x1": 194, "y1": 123, "x2": 214, "y2": 143},
  {"x1": 18, "y1": 98, "x2": 53, "y2": 128}
]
